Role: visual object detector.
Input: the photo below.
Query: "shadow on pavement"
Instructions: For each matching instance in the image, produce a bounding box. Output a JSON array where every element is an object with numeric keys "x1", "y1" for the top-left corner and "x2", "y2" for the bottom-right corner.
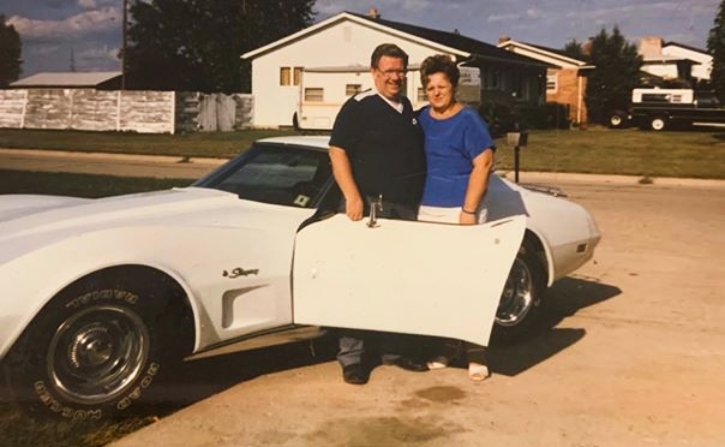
[
  {"x1": 488, "y1": 276, "x2": 621, "y2": 377},
  {"x1": 151, "y1": 336, "x2": 338, "y2": 412}
]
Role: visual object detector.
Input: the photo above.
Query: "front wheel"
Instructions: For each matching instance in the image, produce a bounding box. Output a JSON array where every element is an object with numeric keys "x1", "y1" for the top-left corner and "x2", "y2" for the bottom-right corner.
[
  {"x1": 491, "y1": 242, "x2": 547, "y2": 343},
  {"x1": 2, "y1": 271, "x2": 191, "y2": 421},
  {"x1": 608, "y1": 111, "x2": 627, "y2": 128}
]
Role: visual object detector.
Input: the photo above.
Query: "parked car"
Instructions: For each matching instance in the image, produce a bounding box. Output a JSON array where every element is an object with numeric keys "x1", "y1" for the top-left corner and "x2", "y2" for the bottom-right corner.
[{"x1": 0, "y1": 136, "x2": 600, "y2": 420}]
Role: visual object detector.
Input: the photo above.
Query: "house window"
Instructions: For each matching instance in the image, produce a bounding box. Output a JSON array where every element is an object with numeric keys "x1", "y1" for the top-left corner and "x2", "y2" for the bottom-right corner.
[
  {"x1": 293, "y1": 67, "x2": 303, "y2": 86},
  {"x1": 417, "y1": 87, "x2": 427, "y2": 102},
  {"x1": 490, "y1": 69, "x2": 503, "y2": 90},
  {"x1": 546, "y1": 73, "x2": 558, "y2": 92},
  {"x1": 280, "y1": 67, "x2": 291, "y2": 86},
  {"x1": 305, "y1": 88, "x2": 324, "y2": 102},
  {"x1": 345, "y1": 84, "x2": 362, "y2": 96},
  {"x1": 280, "y1": 67, "x2": 303, "y2": 86}
]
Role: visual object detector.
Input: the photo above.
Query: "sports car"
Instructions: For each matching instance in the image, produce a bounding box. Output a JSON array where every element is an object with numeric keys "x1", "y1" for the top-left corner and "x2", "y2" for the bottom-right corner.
[{"x1": 0, "y1": 136, "x2": 600, "y2": 420}]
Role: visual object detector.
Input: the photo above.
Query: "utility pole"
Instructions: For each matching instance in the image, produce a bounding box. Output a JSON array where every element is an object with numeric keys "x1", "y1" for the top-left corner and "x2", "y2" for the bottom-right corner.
[{"x1": 121, "y1": 0, "x2": 128, "y2": 90}]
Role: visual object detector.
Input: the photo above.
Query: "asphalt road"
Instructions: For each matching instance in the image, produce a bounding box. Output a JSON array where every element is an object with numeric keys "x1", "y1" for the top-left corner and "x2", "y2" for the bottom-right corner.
[{"x1": 3, "y1": 148, "x2": 725, "y2": 446}]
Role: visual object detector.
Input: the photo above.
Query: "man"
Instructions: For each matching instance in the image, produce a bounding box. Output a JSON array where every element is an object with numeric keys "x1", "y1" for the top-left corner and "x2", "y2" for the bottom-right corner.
[{"x1": 328, "y1": 43, "x2": 428, "y2": 385}]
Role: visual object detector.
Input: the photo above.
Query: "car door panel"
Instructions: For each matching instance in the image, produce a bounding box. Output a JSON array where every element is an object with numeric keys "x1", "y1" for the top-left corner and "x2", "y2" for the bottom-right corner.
[{"x1": 292, "y1": 214, "x2": 526, "y2": 346}]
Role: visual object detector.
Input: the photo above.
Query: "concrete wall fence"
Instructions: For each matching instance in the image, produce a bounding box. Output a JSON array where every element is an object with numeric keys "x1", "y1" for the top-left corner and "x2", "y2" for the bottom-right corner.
[{"x1": 0, "y1": 89, "x2": 253, "y2": 134}]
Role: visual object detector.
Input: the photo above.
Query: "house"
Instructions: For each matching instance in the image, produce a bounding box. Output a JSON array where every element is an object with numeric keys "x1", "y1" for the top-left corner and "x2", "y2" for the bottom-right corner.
[
  {"x1": 638, "y1": 37, "x2": 710, "y2": 84},
  {"x1": 497, "y1": 38, "x2": 593, "y2": 125},
  {"x1": 662, "y1": 41, "x2": 712, "y2": 81},
  {"x1": 9, "y1": 71, "x2": 122, "y2": 90},
  {"x1": 241, "y1": 9, "x2": 549, "y2": 129}
]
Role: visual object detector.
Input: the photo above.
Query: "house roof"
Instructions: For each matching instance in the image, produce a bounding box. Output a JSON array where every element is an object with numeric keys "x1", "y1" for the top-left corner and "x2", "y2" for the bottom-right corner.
[
  {"x1": 242, "y1": 12, "x2": 547, "y2": 69},
  {"x1": 10, "y1": 71, "x2": 122, "y2": 88},
  {"x1": 497, "y1": 39, "x2": 590, "y2": 68},
  {"x1": 642, "y1": 55, "x2": 701, "y2": 64},
  {"x1": 349, "y1": 13, "x2": 548, "y2": 68},
  {"x1": 662, "y1": 41, "x2": 708, "y2": 55}
]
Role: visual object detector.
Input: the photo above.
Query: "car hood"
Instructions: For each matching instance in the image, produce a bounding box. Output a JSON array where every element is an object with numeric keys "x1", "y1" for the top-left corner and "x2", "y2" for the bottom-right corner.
[{"x1": 0, "y1": 187, "x2": 261, "y2": 244}]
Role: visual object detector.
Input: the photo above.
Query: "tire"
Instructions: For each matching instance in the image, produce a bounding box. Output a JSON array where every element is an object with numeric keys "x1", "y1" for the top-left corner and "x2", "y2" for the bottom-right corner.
[
  {"x1": 650, "y1": 116, "x2": 667, "y2": 131},
  {"x1": 491, "y1": 242, "x2": 547, "y2": 343},
  {"x1": 608, "y1": 111, "x2": 626, "y2": 128},
  {"x1": 2, "y1": 268, "x2": 191, "y2": 421}
]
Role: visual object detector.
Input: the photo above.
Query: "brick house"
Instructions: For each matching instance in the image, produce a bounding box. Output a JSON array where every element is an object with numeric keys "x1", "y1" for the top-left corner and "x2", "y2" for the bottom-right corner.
[{"x1": 498, "y1": 38, "x2": 593, "y2": 125}]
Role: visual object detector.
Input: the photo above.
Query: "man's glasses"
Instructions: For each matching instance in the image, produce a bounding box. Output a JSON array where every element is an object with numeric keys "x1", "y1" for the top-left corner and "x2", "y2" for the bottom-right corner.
[{"x1": 377, "y1": 68, "x2": 407, "y2": 78}]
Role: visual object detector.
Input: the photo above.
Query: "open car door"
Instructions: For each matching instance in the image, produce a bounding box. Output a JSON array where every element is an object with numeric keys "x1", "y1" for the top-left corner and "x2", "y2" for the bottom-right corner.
[{"x1": 292, "y1": 214, "x2": 526, "y2": 346}]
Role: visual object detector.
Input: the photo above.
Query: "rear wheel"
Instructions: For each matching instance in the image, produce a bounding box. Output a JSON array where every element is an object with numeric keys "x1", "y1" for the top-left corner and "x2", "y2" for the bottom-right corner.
[
  {"x1": 2, "y1": 269, "x2": 192, "y2": 421},
  {"x1": 492, "y1": 242, "x2": 547, "y2": 343},
  {"x1": 650, "y1": 116, "x2": 667, "y2": 131}
]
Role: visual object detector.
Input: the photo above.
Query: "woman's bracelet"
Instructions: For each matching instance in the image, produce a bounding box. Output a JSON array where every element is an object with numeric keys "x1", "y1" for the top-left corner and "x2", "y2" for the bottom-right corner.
[{"x1": 461, "y1": 208, "x2": 477, "y2": 215}]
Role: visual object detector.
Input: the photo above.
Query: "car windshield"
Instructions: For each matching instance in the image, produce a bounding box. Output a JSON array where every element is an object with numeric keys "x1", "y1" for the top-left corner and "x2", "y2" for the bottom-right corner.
[{"x1": 193, "y1": 143, "x2": 332, "y2": 208}]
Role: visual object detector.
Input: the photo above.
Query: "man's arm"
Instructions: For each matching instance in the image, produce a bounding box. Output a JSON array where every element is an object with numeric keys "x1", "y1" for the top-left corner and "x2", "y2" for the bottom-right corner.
[{"x1": 329, "y1": 146, "x2": 364, "y2": 221}]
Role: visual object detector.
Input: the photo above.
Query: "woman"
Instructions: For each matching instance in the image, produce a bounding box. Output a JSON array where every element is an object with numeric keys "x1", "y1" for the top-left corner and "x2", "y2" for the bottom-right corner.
[{"x1": 417, "y1": 54, "x2": 496, "y2": 382}]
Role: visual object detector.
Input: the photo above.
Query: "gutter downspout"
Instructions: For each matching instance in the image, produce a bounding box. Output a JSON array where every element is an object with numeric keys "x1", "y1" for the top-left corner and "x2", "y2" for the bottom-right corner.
[{"x1": 577, "y1": 73, "x2": 583, "y2": 125}]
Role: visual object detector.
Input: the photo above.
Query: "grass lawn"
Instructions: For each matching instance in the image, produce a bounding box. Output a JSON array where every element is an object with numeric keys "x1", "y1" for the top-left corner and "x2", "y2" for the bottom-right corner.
[
  {"x1": 1, "y1": 126, "x2": 725, "y2": 179},
  {"x1": 0, "y1": 128, "x2": 298, "y2": 158}
]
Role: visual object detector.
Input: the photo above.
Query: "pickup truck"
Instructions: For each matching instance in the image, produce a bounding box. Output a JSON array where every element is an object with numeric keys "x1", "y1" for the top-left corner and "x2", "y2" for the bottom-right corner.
[{"x1": 608, "y1": 88, "x2": 725, "y2": 131}]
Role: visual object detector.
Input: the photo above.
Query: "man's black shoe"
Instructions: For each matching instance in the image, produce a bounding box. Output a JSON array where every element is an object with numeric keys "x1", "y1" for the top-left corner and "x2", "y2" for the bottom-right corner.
[
  {"x1": 342, "y1": 363, "x2": 369, "y2": 385},
  {"x1": 384, "y1": 357, "x2": 429, "y2": 372}
]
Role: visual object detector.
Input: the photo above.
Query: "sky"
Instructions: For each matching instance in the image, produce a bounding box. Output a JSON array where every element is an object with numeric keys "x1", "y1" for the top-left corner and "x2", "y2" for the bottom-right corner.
[{"x1": 0, "y1": 0, "x2": 719, "y2": 78}]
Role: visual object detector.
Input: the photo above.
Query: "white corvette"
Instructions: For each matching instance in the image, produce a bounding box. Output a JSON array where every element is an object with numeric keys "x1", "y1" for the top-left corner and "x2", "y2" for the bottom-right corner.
[{"x1": 0, "y1": 136, "x2": 599, "y2": 420}]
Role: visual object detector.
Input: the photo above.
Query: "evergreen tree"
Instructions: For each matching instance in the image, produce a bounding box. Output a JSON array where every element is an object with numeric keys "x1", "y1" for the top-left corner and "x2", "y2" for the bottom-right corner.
[
  {"x1": 584, "y1": 27, "x2": 642, "y2": 123},
  {"x1": 0, "y1": 14, "x2": 22, "y2": 87},
  {"x1": 562, "y1": 38, "x2": 586, "y2": 61},
  {"x1": 708, "y1": 0, "x2": 725, "y2": 101},
  {"x1": 124, "y1": 0, "x2": 316, "y2": 92}
]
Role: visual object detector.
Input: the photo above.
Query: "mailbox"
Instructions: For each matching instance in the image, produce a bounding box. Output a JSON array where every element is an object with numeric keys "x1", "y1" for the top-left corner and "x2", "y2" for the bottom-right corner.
[
  {"x1": 506, "y1": 131, "x2": 529, "y2": 184},
  {"x1": 507, "y1": 131, "x2": 528, "y2": 147}
]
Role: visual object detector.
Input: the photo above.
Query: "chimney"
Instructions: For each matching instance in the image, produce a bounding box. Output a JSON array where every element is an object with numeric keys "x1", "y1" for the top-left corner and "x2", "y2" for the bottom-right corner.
[
  {"x1": 639, "y1": 36, "x2": 663, "y2": 58},
  {"x1": 367, "y1": 7, "x2": 381, "y2": 19},
  {"x1": 498, "y1": 35, "x2": 511, "y2": 45}
]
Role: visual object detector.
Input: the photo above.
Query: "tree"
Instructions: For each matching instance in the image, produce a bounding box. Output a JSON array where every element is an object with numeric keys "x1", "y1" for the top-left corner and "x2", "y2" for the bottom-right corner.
[
  {"x1": 708, "y1": 0, "x2": 725, "y2": 102},
  {"x1": 562, "y1": 38, "x2": 586, "y2": 61},
  {"x1": 584, "y1": 27, "x2": 642, "y2": 123},
  {"x1": 0, "y1": 14, "x2": 22, "y2": 87},
  {"x1": 124, "y1": 0, "x2": 315, "y2": 92}
]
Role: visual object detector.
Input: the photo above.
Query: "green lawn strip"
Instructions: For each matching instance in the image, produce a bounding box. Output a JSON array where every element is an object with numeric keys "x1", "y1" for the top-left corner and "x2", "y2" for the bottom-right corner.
[
  {"x1": 492, "y1": 128, "x2": 725, "y2": 179},
  {"x1": 0, "y1": 170, "x2": 191, "y2": 198},
  {"x1": 0, "y1": 129, "x2": 302, "y2": 158},
  {"x1": 2, "y1": 127, "x2": 725, "y2": 179}
]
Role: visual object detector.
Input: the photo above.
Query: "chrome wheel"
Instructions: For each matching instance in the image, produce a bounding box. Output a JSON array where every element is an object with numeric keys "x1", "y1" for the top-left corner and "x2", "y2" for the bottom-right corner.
[
  {"x1": 46, "y1": 305, "x2": 150, "y2": 405},
  {"x1": 496, "y1": 257, "x2": 534, "y2": 327}
]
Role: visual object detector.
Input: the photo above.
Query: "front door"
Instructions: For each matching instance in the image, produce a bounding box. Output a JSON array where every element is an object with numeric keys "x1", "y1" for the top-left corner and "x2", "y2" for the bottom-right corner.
[{"x1": 292, "y1": 214, "x2": 525, "y2": 346}]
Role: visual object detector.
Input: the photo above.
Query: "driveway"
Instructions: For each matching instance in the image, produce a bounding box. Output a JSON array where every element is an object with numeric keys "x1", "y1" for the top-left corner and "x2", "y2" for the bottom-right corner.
[
  {"x1": 103, "y1": 176, "x2": 725, "y2": 447},
  {"x1": 3, "y1": 148, "x2": 724, "y2": 446}
]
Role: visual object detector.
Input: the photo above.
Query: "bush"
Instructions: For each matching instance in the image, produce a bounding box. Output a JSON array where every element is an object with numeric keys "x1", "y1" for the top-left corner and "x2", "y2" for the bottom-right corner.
[{"x1": 478, "y1": 102, "x2": 570, "y2": 136}]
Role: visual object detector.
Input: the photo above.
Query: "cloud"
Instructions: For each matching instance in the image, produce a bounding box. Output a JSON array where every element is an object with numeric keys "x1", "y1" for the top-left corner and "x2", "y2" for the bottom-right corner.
[
  {"x1": 8, "y1": 6, "x2": 120, "y2": 42},
  {"x1": 78, "y1": 0, "x2": 97, "y2": 9},
  {"x1": 76, "y1": 44, "x2": 119, "y2": 68}
]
